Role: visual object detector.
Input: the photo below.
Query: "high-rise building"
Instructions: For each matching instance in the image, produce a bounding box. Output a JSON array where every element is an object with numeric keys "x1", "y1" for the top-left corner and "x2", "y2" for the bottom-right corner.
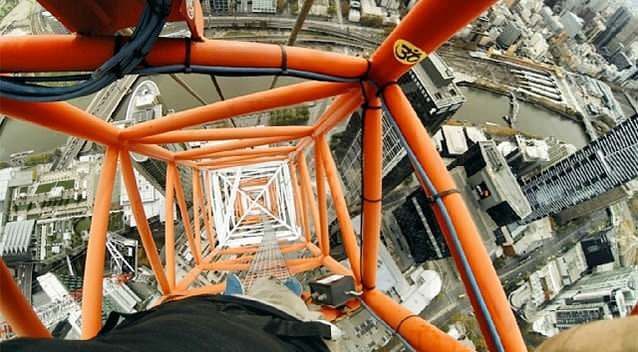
[
  {"x1": 393, "y1": 189, "x2": 451, "y2": 263},
  {"x1": 594, "y1": 6, "x2": 635, "y2": 53},
  {"x1": 398, "y1": 53, "x2": 466, "y2": 134},
  {"x1": 553, "y1": 266, "x2": 638, "y2": 330},
  {"x1": 522, "y1": 115, "x2": 638, "y2": 222},
  {"x1": 209, "y1": 0, "x2": 230, "y2": 13},
  {"x1": 251, "y1": 0, "x2": 276, "y2": 13}
]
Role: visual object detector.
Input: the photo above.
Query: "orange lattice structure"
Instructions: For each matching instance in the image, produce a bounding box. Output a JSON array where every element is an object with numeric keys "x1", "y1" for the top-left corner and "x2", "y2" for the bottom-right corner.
[{"x1": 0, "y1": 1, "x2": 528, "y2": 351}]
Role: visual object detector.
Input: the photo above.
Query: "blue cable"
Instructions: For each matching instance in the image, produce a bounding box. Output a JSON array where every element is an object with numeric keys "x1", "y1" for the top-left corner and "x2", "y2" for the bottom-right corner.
[{"x1": 380, "y1": 99, "x2": 506, "y2": 352}]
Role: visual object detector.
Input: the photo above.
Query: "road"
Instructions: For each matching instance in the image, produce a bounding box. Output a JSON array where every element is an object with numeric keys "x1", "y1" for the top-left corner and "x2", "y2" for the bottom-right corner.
[
  {"x1": 421, "y1": 210, "x2": 608, "y2": 326},
  {"x1": 499, "y1": 212, "x2": 607, "y2": 282},
  {"x1": 204, "y1": 15, "x2": 382, "y2": 46},
  {"x1": 53, "y1": 75, "x2": 137, "y2": 170},
  {"x1": 334, "y1": 0, "x2": 344, "y2": 28}
]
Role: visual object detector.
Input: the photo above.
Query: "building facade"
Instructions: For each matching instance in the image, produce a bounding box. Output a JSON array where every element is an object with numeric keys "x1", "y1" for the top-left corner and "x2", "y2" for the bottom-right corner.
[{"x1": 522, "y1": 115, "x2": 638, "y2": 222}]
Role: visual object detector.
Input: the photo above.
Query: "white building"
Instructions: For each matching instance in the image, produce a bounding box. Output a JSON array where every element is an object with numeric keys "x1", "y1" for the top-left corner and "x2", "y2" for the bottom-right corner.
[
  {"x1": 560, "y1": 11, "x2": 584, "y2": 38},
  {"x1": 119, "y1": 167, "x2": 168, "y2": 228},
  {"x1": 252, "y1": 0, "x2": 276, "y2": 13}
]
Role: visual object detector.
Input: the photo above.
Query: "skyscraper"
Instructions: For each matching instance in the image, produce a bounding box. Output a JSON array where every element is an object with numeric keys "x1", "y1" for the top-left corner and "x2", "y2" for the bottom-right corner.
[
  {"x1": 594, "y1": 6, "x2": 635, "y2": 53},
  {"x1": 522, "y1": 115, "x2": 638, "y2": 222}
]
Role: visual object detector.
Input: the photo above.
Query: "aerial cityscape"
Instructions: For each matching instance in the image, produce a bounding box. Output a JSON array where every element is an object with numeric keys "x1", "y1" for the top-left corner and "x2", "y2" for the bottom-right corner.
[{"x1": 0, "y1": 0, "x2": 637, "y2": 351}]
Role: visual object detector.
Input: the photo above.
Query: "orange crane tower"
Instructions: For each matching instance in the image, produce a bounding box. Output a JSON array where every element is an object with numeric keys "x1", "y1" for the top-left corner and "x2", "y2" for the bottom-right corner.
[{"x1": 0, "y1": 1, "x2": 530, "y2": 351}]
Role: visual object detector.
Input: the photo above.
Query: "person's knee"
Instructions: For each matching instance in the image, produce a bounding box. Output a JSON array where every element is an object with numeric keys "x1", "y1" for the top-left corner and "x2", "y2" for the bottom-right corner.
[{"x1": 537, "y1": 316, "x2": 638, "y2": 352}]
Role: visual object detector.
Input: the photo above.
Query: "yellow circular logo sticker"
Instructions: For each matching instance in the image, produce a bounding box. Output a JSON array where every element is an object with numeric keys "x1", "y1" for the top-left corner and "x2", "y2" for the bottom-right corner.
[{"x1": 393, "y1": 39, "x2": 427, "y2": 65}]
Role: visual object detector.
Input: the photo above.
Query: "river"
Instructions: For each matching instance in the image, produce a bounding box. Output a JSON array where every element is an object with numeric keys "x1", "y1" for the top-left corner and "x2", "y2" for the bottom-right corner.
[
  {"x1": 0, "y1": 77, "x2": 588, "y2": 161},
  {"x1": 454, "y1": 87, "x2": 588, "y2": 148}
]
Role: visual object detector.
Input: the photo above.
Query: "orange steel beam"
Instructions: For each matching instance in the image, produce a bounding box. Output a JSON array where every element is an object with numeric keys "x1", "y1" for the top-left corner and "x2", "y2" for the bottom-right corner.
[
  {"x1": 34, "y1": 1, "x2": 204, "y2": 38},
  {"x1": 175, "y1": 266, "x2": 203, "y2": 291},
  {"x1": 201, "y1": 262, "x2": 250, "y2": 272},
  {"x1": 197, "y1": 146, "x2": 296, "y2": 164},
  {"x1": 203, "y1": 171, "x2": 217, "y2": 248},
  {"x1": 314, "y1": 142, "x2": 330, "y2": 256},
  {"x1": 383, "y1": 85, "x2": 524, "y2": 352},
  {"x1": 81, "y1": 147, "x2": 118, "y2": 339},
  {"x1": 215, "y1": 242, "x2": 306, "y2": 255},
  {"x1": 321, "y1": 256, "x2": 354, "y2": 277},
  {"x1": 197, "y1": 150, "x2": 293, "y2": 168},
  {"x1": 306, "y1": 242, "x2": 322, "y2": 257},
  {"x1": 120, "y1": 82, "x2": 355, "y2": 140},
  {"x1": 167, "y1": 283, "x2": 226, "y2": 299},
  {"x1": 360, "y1": 95, "x2": 383, "y2": 290},
  {"x1": 165, "y1": 164, "x2": 177, "y2": 290},
  {"x1": 120, "y1": 150, "x2": 171, "y2": 294},
  {"x1": 170, "y1": 163, "x2": 202, "y2": 265},
  {"x1": 0, "y1": 99, "x2": 178, "y2": 163},
  {"x1": 317, "y1": 137, "x2": 362, "y2": 283},
  {"x1": 288, "y1": 257, "x2": 323, "y2": 274},
  {"x1": 0, "y1": 98, "x2": 119, "y2": 146},
  {"x1": 369, "y1": 0, "x2": 497, "y2": 84},
  {"x1": 298, "y1": 152, "x2": 321, "y2": 245},
  {"x1": 201, "y1": 256, "x2": 321, "y2": 273},
  {"x1": 135, "y1": 126, "x2": 314, "y2": 144},
  {"x1": 293, "y1": 90, "x2": 361, "y2": 155},
  {"x1": 362, "y1": 289, "x2": 470, "y2": 352},
  {"x1": 204, "y1": 156, "x2": 288, "y2": 171},
  {"x1": 312, "y1": 90, "x2": 363, "y2": 137},
  {"x1": 176, "y1": 136, "x2": 296, "y2": 160},
  {"x1": 0, "y1": 36, "x2": 368, "y2": 77},
  {"x1": 194, "y1": 169, "x2": 215, "y2": 251},
  {"x1": 0, "y1": 259, "x2": 51, "y2": 338},
  {"x1": 128, "y1": 143, "x2": 176, "y2": 163},
  {"x1": 289, "y1": 162, "x2": 310, "y2": 242},
  {"x1": 191, "y1": 168, "x2": 203, "y2": 258}
]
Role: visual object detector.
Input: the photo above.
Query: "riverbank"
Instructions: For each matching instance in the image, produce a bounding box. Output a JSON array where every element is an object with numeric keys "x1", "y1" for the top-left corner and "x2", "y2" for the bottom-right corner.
[{"x1": 458, "y1": 79, "x2": 582, "y2": 122}]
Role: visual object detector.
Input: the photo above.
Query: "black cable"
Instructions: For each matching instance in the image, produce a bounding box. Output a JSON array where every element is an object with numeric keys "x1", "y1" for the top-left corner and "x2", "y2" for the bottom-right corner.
[{"x1": 0, "y1": 0, "x2": 170, "y2": 102}]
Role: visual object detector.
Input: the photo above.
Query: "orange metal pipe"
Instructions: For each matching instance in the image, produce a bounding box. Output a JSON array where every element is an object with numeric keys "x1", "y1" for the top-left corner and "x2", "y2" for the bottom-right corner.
[
  {"x1": 306, "y1": 242, "x2": 322, "y2": 257},
  {"x1": 197, "y1": 146, "x2": 296, "y2": 163},
  {"x1": 81, "y1": 147, "x2": 118, "y2": 339},
  {"x1": 191, "y1": 168, "x2": 203, "y2": 258},
  {"x1": 360, "y1": 95, "x2": 383, "y2": 290},
  {"x1": 321, "y1": 256, "x2": 354, "y2": 277},
  {"x1": 120, "y1": 150, "x2": 171, "y2": 294},
  {"x1": 120, "y1": 81, "x2": 354, "y2": 140},
  {"x1": 383, "y1": 85, "x2": 525, "y2": 352},
  {"x1": 194, "y1": 169, "x2": 215, "y2": 251},
  {"x1": 175, "y1": 266, "x2": 203, "y2": 291},
  {"x1": 135, "y1": 126, "x2": 314, "y2": 144},
  {"x1": 0, "y1": 98, "x2": 119, "y2": 146},
  {"x1": 369, "y1": 0, "x2": 496, "y2": 84},
  {"x1": 170, "y1": 163, "x2": 202, "y2": 265},
  {"x1": 0, "y1": 259, "x2": 51, "y2": 338},
  {"x1": 205, "y1": 156, "x2": 288, "y2": 171},
  {"x1": 165, "y1": 163, "x2": 177, "y2": 290},
  {"x1": 128, "y1": 143, "x2": 176, "y2": 162},
  {"x1": 314, "y1": 141, "x2": 330, "y2": 257},
  {"x1": 176, "y1": 136, "x2": 296, "y2": 160},
  {"x1": 197, "y1": 150, "x2": 293, "y2": 167},
  {"x1": 317, "y1": 137, "x2": 362, "y2": 283},
  {"x1": 298, "y1": 153, "x2": 321, "y2": 246},
  {"x1": 361, "y1": 289, "x2": 471, "y2": 352},
  {"x1": 167, "y1": 283, "x2": 225, "y2": 298},
  {"x1": 288, "y1": 257, "x2": 323, "y2": 274},
  {"x1": 216, "y1": 242, "x2": 306, "y2": 255},
  {"x1": 201, "y1": 262, "x2": 250, "y2": 271},
  {"x1": 0, "y1": 36, "x2": 368, "y2": 77},
  {"x1": 203, "y1": 171, "x2": 217, "y2": 247},
  {"x1": 289, "y1": 162, "x2": 310, "y2": 242},
  {"x1": 313, "y1": 90, "x2": 363, "y2": 137}
]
